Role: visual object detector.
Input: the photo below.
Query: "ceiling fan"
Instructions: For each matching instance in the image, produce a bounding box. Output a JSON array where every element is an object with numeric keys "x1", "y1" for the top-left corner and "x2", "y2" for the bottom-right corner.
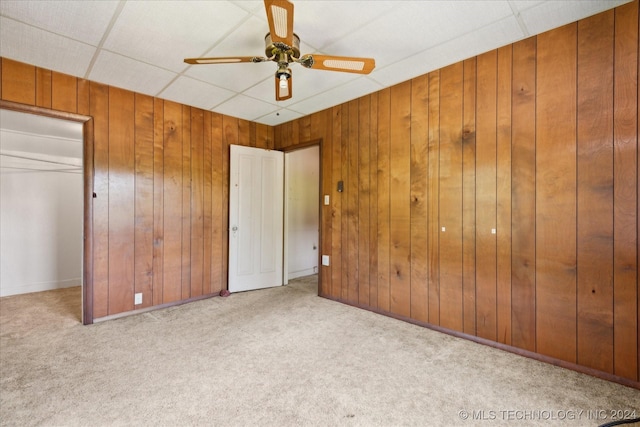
[{"x1": 184, "y1": 0, "x2": 376, "y2": 101}]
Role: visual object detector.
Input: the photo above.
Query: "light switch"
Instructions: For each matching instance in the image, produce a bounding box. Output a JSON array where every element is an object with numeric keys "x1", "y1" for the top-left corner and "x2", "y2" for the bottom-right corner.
[
  {"x1": 324, "y1": 195, "x2": 330, "y2": 205},
  {"x1": 322, "y1": 255, "x2": 330, "y2": 266},
  {"x1": 441, "y1": 227, "x2": 446, "y2": 232},
  {"x1": 491, "y1": 228, "x2": 496, "y2": 234}
]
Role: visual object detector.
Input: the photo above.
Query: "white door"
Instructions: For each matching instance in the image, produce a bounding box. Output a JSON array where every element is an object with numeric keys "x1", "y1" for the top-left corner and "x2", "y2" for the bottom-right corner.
[{"x1": 228, "y1": 144, "x2": 284, "y2": 292}]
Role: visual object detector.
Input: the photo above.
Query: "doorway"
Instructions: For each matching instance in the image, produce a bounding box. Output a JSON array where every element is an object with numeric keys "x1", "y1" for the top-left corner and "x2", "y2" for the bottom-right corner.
[
  {"x1": 0, "y1": 101, "x2": 94, "y2": 324},
  {"x1": 284, "y1": 144, "x2": 320, "y2": 285},
  {"x1": 227, "y1": 142, "x2": 321, "y2": 292}
]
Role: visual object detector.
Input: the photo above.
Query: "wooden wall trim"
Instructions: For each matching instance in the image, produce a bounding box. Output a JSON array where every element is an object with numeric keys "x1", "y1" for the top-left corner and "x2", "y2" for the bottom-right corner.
[
  {"x1": 321, "y1": 294, "x2": 640, "y2": 391},
  {"x1": 280, "y1": 138, "x2": 321, "y2": 152},
  {"x1": 280, "y1": 139, "x2": 323, "y2": 294},
  {"x1": 82, "y1": 118, "x2": 95, "y2": 325},
  {"x1": 92, "y1": 292, "x2": 220, "y2": 323},
  {"x1": 0, "y1": 99, "x2": 89, "y2": 123}
]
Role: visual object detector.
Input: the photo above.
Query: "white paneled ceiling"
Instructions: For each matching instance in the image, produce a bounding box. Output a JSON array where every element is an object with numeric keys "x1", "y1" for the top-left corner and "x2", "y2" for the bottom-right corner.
[{"x1": 0, "y1": 0, "x2": 630, "y2": 126}]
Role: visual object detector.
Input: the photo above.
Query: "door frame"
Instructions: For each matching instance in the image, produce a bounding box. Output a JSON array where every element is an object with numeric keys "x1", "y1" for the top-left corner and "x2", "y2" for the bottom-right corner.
[
  {"x1": 281, "y1": 139, "x2": 322, "y2": 292},
  {"x1": 0, "y1": 100, "x2": 94, "y2": 325}
]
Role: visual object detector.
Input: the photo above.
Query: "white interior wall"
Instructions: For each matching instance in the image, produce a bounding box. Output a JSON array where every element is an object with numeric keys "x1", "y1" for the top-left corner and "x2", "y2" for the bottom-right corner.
[
  {"x1": 0, "y1": 112, "x2": 83, "y2": 297},
  {"x1": 285, "y1": 146, "x2": 319, "y2": 280}
]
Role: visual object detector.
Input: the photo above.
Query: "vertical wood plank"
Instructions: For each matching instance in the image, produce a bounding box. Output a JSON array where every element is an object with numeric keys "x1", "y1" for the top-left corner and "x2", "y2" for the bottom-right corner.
[
  {"x1": 299, "y1": 115, "x2": 311, "y2": 142},
  {"x1": 266, "y1": 125, "x2": 275, "y2": 150},
  {"x1": 255, "y1": 123, "x2": 270, "y2": 149},
  {"x1": 462, "y1": 58, "x2": 477, "y2": 335},
  {"x1": 511, "y1": 37, "x2": 537, "y2": 352},
  {"x1": 242, "y1": 119, "x2": 253, "y2": 145},
  {"x1": 358, "y1": 96, "x2": 371, "y2": 305},
  {"x1": 410, "y1": 75, "x2": 429, "y2": 323},
  {"x1": 389, "y1": 81, "x2": 412, "y2": 317},
  {"x1": 309, "y1": 111, "x2": 321, "y2": 141},
  {"x1": 475, "y1": 50, "x2": 498, "y2": 341},
  {"x1": 438, "y1": 63, "x2": 464, "y2": 332},
  {"x1": 427, "y1": 71, "x2": 441, "y2": 325},
  {"x1": 341, "y1": 104, "x2": 350, "y2": 301},
  {"x1": 613, "y1": 0, "x2": 638, "y2": 381},
  {"x1": 211, "y1": 113, "x2": 224, "y2": 294},
  {"x1": 288, "y1": 121, "x2": 296, "y2": 147},
  {"x1": 239, "y1": 119, "x2": 251, "y2": 145},
  {"x1": 282, "y1": 121, "x2": 294, "y2": 148},
  {"x1": 202, "y1": 111, "x2": 213, "y2": 295},
  {"x1": 134, "y1": 93, "x2": 154, "y2": 309},
  {"x1": 314, "y1": 110, "x2": 332, "y2": 297},
  {"x1": 254, "y1": 123, "x2": 263, "y2": 148},
  {"x1": 190, "y1": 108, "x2": 205, "y2": 298},
  {"x1": 51, "y1": 71, "x2": 77, "y2": 113},
  {"x1": 496, "y1": 45, "x2": 513, "y2": 345},
  {"x1": 368, "y1": 94, "x2": 379, "y2": 308},
  {"x1": 162, "y1": 101, "x2": 183, "y2": 303},
  {"x1": 90, "y1": 82, "x2": 110, "y2": 318},
  {"x1": 377, "y1": 90, "x2": 391, "y2": 311},
  {"x1": 181, "y1": 106, "x2": 192, "y2": 299},
  {"x1": 108, "y1": 87, "x2": 135, "y2": 314},
  {"x1": 347, "y1": 100, "x2": 359, "y2": 304},
  {"x1": 331, "y1": 106, "x2": 343, "y2": 299},
  {"x1": 77, "y1": 79, "x2": 90, "y2": 116},
  {"x1": 153, "y1": 98, "x2": 165, "y2": 306},
  {"x1": 35, "y1": 68, "x2": 52, "y2": 108},
  {"x1": 249, "y1": 121, "x2": 257, "y2": 147},
  {"x1": 577, "y1": 11, "x2": 615, "y2": 374},
  {"x1": 1, "y1": 58, "x2": 35, "y2": 104},
  {"x1": 536, "y1": 24, "x2": 578, "y2": 363},
  {"x1": 273, "y1": 126, "x2": 281, "y2": 149}
]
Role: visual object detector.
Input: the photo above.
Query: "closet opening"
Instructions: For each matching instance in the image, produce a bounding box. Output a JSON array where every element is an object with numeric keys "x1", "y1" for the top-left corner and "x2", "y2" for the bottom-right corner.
[{"x1": 0, "y1": 101, "x2": 94, "y2": 324}]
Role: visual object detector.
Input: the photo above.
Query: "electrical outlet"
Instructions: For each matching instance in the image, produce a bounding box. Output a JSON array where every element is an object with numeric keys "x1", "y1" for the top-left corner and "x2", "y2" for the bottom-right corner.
[{"x1": 134, "y1": 293, "x2": 143, "y2": 305}]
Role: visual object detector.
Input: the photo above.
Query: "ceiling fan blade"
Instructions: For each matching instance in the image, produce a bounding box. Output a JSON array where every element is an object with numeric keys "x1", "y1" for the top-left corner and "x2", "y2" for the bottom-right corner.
[
  {"x1": 299, "y1": 54, "x2": 375, "y2": 74},
  {"x1": 184, "y1": 56, "x2": 267, "y2": 65},
  {"x1": 275, "y1": 70, "x2": 292, "y2": 101},
  {"x1": 264, "y1": 0, "x2": 294, "y2": 48}
]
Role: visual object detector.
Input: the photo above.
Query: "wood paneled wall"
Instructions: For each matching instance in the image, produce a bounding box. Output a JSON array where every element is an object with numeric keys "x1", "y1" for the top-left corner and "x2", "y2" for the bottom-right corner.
[
  {"x1": 0, "y1": 58, "x2": 274, "y2": 318},
  {"x1": 275, "y1": 2, "x2": 639, "y2": 385}
]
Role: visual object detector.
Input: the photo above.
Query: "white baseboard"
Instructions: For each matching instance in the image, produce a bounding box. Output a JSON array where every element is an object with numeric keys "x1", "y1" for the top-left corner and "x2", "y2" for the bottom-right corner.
[
  {"x1": 0, "y1": 278, "x2": 81, "y2": 297},
  {"x1": 288, "y1": 268, "x2": 317, "y2": 280}
]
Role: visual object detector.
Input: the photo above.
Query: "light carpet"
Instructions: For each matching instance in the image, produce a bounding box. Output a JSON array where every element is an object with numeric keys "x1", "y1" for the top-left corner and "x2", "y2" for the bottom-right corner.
[{"x1": 1, "y1": 275, "x2": 638, "y2": 427}]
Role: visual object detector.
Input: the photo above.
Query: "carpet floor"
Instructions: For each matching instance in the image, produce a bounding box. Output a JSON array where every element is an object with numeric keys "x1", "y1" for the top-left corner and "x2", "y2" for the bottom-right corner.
[{"x1": 1, "y1": 275, "x2": 638, "y2": 427}]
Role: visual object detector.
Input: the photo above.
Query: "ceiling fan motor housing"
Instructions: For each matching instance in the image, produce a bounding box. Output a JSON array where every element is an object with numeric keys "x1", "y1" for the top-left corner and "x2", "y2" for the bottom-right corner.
[{"x1": 265, "y1": 32, "x2": 300, "y2": 60}]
